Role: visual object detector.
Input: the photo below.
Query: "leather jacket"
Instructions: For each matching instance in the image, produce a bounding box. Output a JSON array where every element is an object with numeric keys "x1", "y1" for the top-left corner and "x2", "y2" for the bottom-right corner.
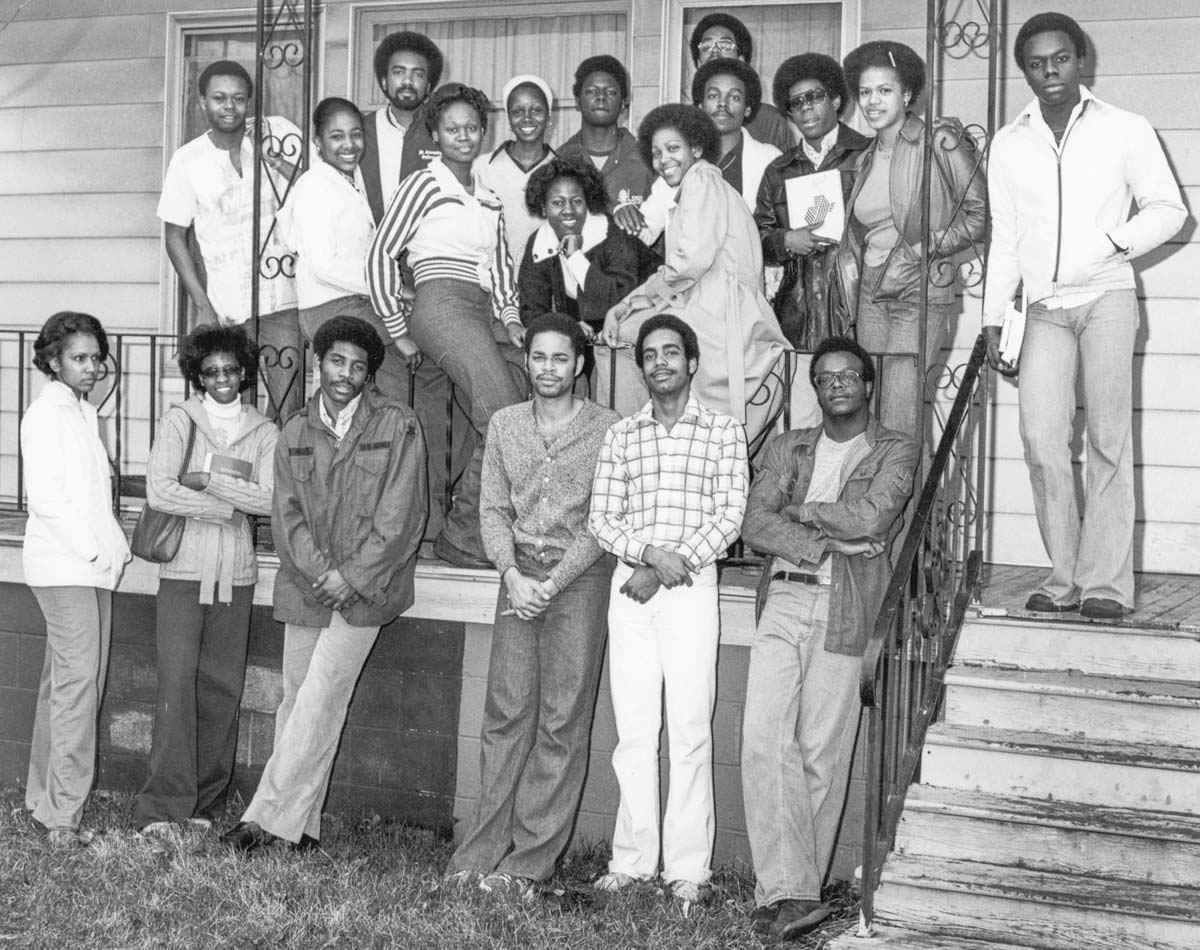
[{"x1": 836, "y1": 113, "x2": 987, "y2": 318}]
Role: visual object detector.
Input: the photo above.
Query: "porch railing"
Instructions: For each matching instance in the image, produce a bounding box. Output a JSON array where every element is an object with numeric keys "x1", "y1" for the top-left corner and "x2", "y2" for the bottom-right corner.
[{"x1": 857, "y1": 332, "x2": 990, "y2": 931}]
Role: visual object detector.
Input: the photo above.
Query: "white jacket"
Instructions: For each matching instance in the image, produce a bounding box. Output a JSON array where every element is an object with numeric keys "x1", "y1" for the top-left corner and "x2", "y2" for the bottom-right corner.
[
  {"x1": 982, "y1": 88, "x2": 1186, "y2": 325},
  {"x1": 21, "y1": 380, "x2": 131, "y2": 589}
]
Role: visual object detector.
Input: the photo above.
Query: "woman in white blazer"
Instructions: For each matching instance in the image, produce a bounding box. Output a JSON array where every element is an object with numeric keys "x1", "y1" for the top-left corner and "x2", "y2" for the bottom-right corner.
[{"x1": 21, "y1": 311, "x2": 131, "y2": 847}]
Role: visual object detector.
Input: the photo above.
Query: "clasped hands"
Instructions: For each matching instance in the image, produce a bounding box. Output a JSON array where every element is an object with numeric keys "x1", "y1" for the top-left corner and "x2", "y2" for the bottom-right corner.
[
  {"x1": 619, "y1": 546, "x2": 694, "y2": 604},
  {"x1": 312, "y1": 568, "x2": 359, "y2": 611},
  {"x1": 503, "y1": 569, "x2": 560, "y2": 620}
]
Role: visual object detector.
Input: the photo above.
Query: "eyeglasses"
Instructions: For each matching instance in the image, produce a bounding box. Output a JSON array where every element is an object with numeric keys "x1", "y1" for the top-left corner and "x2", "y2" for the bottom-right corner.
[
  {"x1": 787, "y1": 89, "x2": 830, "y2": 112},
  {"x1": 813, "y1": 369, "x2": 864, "y2": 389},
  {"x1": 698, "y1": 38, "x2": 739, "y2": 55},
  {"x1": 200, "y1": 364, "x2": 244, "y2": 380}
]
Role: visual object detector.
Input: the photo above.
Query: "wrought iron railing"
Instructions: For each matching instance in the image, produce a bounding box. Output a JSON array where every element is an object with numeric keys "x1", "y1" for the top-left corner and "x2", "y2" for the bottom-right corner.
[{"x1": 857, "y1": 333, "x2": 990, "y2": 931}]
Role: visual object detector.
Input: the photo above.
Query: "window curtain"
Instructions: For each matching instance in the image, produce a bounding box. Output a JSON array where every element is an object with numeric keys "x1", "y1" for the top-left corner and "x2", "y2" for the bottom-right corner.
[
  {"x1": 680, "y1": 3, "x2": 841, "y2": 102},
  {"x1": 365, "y1": 12, "x2": 628, "y2": 149}
]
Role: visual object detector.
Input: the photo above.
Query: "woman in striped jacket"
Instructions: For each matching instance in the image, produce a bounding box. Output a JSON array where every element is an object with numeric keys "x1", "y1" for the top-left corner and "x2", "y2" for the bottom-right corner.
[{"x1": 366, "y1": 83, "x2": 527, "y2": 569}]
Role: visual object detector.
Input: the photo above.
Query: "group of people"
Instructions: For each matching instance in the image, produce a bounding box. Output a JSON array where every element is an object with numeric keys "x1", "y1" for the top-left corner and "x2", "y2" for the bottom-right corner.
[{"x1": 18, "y1": 7, "x2": 1185, "y2": 944}]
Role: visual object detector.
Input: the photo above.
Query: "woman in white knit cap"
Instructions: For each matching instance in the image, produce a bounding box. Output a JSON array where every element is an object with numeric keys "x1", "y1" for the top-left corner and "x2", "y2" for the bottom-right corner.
[{"x1": 474, "y1": 74, "x2": 557, "y2": 275}]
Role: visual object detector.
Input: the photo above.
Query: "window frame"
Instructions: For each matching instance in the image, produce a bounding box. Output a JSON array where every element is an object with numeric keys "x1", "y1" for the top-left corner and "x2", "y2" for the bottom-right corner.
[{"x1": 159, "y1": 8, "x2": 326, "y2": 335}]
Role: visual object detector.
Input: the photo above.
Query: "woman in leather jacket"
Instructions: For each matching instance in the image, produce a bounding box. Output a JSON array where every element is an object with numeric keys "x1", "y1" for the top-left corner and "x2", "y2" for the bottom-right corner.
[{"x1": 837, "y1": 40, "x2": 986, "y2": 439}]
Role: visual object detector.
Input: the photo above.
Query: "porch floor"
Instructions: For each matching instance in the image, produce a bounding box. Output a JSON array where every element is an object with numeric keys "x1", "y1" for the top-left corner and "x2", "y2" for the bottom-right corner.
[{"x1": 974, "y1": 563, "x2": 1200, "y2": 633}]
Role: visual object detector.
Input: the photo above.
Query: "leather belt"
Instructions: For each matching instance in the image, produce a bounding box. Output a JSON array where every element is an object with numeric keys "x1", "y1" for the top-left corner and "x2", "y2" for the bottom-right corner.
[{"x1": 771, "y1": 571, "x2": 831, "y2": 586}]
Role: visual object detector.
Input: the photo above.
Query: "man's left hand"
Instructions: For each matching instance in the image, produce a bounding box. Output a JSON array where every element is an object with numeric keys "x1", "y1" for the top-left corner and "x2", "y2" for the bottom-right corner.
[
  {"x1": 312, "y1": 568, "x2": 358, "y2": 610},
  {"x1": 619, "y1": 565, "x2": 661, "y2": 603},
  {"x1": 643, "y1": 546, "x2": 693, "y2": 589}
]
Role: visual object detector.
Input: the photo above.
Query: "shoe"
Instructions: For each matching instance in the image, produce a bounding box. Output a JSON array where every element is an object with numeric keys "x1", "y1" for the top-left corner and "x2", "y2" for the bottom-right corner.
[
  {"x1": 140, "y1": 820, "x2": 179, "y2": 840},
  {"x1": 1081, "y1": 597, "x2": 1124, "y2": 620},
  {"x1": 433, "y1": 534, "x2": 492, "y2": 570},
  {"x1": 593, "y1": 871, "x2": 638, "y2": 892},
  {"x1": 668, "y1": 879, "x2": 707, "y2": 903},
  {"x1": 46, "y1": 827, "x2": 92, "y2": 850},
  {"x1": 479, "y1": 872, "x2": 535, "y2": 901},
  {"x1": 185, "y1": 817, "x2": 213, "y2": 832},
  {"x1": 289, "y1": 833, "x2": 319, "y2": 853},
  {"x1": 443, "y1": 868, "x2": 483, "y2": 889},
  {"x1": 1025, "y1": 592, "x2": 1080, "y2": 613},
  {"x1": 770, "y1": 899, "x2": 833, "y2": 940},
  {"x1": 221, "y1": 821, "x2": 272, "y2": 854},
  {"x1": 750, "y1": 902, "x2": 780, "y2": 934}
]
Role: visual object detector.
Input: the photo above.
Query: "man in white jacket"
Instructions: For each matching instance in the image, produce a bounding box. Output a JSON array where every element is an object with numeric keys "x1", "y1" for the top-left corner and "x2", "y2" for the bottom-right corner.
[{"x1": 982, "y1": 11, "x2": 1186, "y2": 621}]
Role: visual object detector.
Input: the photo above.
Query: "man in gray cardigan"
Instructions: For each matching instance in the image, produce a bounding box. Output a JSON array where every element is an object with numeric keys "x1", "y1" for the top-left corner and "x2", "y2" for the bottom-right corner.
[
  {"x1": 222, "y1": 315, "x2": 427, "y2": 853},
  {"x1": 444, "y1": 313, "x2": 619, "y2": 897}
]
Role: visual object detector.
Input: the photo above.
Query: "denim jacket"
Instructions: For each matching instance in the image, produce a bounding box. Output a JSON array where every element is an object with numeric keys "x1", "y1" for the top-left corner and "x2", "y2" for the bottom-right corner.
[
  {"x1": 272, "y1": 385, "x2": 428, "y2": 628},
  {"x1": 836, "y1": 113, "x2": 987, "y2": 318},
  {"x1": 742, "y1": 417, "x2": 919, "y2": 656}
]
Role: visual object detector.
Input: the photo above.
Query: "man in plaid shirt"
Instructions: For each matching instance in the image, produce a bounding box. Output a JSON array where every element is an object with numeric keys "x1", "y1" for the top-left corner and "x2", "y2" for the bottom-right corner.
[{"x1": 588, "y1": 314, "x2": 748, "y2": 904}]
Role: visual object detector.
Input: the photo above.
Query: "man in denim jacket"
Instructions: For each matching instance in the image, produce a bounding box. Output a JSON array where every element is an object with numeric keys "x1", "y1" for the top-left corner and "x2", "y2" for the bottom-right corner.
[{"x1": 740, "y1": 336, "x2": 918, "y2": 939}]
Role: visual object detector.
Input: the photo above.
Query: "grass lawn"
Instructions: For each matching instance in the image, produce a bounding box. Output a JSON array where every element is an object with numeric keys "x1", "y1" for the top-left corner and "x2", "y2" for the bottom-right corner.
[{"x1": 0, "y1": 788, "x2": 860, "y2": 949}]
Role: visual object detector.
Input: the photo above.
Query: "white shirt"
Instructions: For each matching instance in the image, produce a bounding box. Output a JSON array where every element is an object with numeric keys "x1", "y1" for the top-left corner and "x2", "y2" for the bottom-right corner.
[
  {"x1": 473, "y1": 143, "x2": 556, "y2": 276},
  {"x1": 278, "y1": 161, "x2": 375, "y2": 308},
  {"x1": 375, "y1": 108, "x2": 408, "y2": 208},
  {"x1": 157, "y1": 117, "x2": 302, "y2": 324},
  {"x1": 802, "y1": 126, "x2": 840, "y2": 169},
  {"x1": 318, "y1": 391, "x2": 362, "y2": 442},
  {"x1": 528, "y1": 212, "x2": 610, "y2": 298}
]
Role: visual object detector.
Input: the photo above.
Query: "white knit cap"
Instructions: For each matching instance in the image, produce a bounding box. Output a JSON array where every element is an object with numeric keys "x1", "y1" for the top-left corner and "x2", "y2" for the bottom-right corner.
[{"x1": 501, "y1": 74, "x2": 554, "y2": 110}]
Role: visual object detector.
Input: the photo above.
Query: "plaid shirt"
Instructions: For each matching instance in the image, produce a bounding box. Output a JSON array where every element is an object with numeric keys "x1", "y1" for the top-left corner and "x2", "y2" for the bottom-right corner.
[{"x1": 589, "y1": 395, "x2": 748, "y2": 570}]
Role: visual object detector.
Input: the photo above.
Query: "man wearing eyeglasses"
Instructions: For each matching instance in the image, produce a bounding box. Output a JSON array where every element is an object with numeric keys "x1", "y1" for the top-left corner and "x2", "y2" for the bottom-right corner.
[
  {"x1": 688, "y1": 13, "x2": 794, "y2": 153},
  {"x1": 739, "y1": 336, "x2": 918, "y2": 940},
  {"x1": 755, "y1": 54, "x2": 870, "y2": 353}
]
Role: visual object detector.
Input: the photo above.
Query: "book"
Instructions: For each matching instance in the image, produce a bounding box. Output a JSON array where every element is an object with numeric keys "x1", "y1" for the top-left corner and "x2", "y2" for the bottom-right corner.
[
  {"x1": 204, "y1": 452, "x2": 253, "y2": 480},
  {"x1": 999, "y1": 288, "x2": 1026, "y2": 366},
  {"x1": 784, "y1": 169, "x2": 846, "y2": 242}
]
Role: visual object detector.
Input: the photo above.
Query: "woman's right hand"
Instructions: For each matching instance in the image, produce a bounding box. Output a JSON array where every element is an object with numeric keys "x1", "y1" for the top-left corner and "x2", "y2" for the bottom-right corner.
[
  {"x1": 612, "y1": 204, "x2": 646, "y2": 236},
  {"x1": 601, "y1": 306, "x2": 624, "y2": 348},
  {"x1": 394, "y1": 335, "x2": 423, "y2": 370}
]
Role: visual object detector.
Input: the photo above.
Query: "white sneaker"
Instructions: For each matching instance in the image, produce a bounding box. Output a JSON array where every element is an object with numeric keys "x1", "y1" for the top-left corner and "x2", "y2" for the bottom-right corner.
[
  {"x1": 140, "y1": 821, "x2": 178, "y2": 840},
  {"x1": 479, "y1": 872, "x2": 535, "y2": 901},
  {"x1": 443, "y1": 868, "x2": 482, "y2": 889},
  {"x1": 185, "y1": 817, "x2": 212, "y2": 832},
  {"x1": 668, "y1": 879, "x2": 703, "y2": 903},
  {"x1": 593, "y1": 871, "x2": 637, "y2": 892}
]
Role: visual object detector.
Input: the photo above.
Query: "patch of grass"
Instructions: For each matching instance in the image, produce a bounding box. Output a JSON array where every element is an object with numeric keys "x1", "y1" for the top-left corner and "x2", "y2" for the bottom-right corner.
[{"x1": 0, "y1": 788, "x2": 859, "y2": 949}]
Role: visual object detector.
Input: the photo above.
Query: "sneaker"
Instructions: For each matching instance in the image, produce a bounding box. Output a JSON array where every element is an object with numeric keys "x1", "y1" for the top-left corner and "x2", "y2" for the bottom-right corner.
[
  {"x1": 479, "y1": 872, "x2": 535, "y2": 901},
  {"x1": 220, "y1": 820, "x2": 272, "y2": 855},
  {"x1": 593, "y1": 871, "x2": 638, "y2": 892},
  {"x1": 46, "y1": 827, "x2": 90, "y2": 850},
  {"x1": 185, "y1": 817, "x2": 213, "y2": 832}
]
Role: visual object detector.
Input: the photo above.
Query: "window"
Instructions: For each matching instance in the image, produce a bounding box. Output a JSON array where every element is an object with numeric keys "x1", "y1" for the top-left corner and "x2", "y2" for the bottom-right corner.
[
  {"x1": 664, "y1": 1, "x2": 856, "y2": 110},
  {"x1": 162, "y1": 13, "x2": 315, "y2": 334},
  {"x1": 352, "y1": 2, "x2": 630, "y2": 151}
]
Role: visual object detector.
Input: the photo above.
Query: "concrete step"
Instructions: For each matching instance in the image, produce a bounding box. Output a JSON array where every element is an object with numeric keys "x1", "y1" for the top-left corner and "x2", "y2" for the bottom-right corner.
[
  {"x1": 826, "y1": 923, "x2": 1043, "y2": 949},
  {"x1": 921, "y1": 723, "x2": 1200, "y2": 812},
  {"x1": 956, "y1": 616, "x2": 1200, "y2": 683},
  {"x1": 897, "y1": 785, "x2": 1200, "y2": 887},
  {"x1": 874, "y1": 853, "x2": 1200, "y2": 950},
  {"x1": 943, "y1": 667, "x2": 1200, "y2": 747}
]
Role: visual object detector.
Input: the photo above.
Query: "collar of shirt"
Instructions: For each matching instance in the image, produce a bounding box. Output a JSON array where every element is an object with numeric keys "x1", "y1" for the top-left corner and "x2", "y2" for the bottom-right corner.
[
  {"x1": 311, "y1": 158, "x2": 370, "y2": 202},
  {"x1": 632, "y1": 393, "x2": 703, "y2": 432},
  {"x1": 1019, "y1": 84, "x2": 1094, "y2": 139},
  {"x1": 802, "y1": 125, "x2": 840, "y2": 168},
  {"x1": 318, "y1": 391, "x2": 361, "y2": 440},
  {"x1": 427, "y1": 155, "x2": 503, "y2": 211},
  {"x1": 529, "y1": 212, "x2": 610, "y2": 263}
]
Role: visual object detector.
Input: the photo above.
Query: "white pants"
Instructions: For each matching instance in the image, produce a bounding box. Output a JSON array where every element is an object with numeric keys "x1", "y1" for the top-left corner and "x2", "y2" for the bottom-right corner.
[
  {"x1": 242, "y1": 613, "x2": 379, "y2": 842},
  {"x1": 606, "y1": 562, "x2": 719, "y2": 885}
]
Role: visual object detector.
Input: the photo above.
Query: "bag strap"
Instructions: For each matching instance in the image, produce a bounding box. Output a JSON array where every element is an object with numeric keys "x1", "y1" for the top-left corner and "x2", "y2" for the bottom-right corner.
[{"x1": 178, "y1": 414, "x2": 197, "y2": 477}]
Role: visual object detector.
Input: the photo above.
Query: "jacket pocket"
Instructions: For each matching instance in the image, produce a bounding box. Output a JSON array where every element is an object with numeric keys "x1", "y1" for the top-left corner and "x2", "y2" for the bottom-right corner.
[
  {"x1": 352, "y1": 452, "x2": 387, "y2": 513},
  {"x1": 288, "y1": 455, "x2": 315, "y2": 482}
]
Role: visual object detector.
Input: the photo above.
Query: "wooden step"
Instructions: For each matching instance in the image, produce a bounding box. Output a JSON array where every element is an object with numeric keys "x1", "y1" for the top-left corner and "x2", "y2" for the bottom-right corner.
[
  {"x1": 826, "y1": 923, "x2": 1044, "y2": 949},
  {"x1": 897, "y1": 785, "x2": 1200, "y2": 887},
  {"x1": 921, "y1": 723, "x2": 1200, "y2": 812},
  {"x1": 874, "y1": 853, "x2": 1200, "y2": 950},
  {"x1": 943, "y1": 667, "x2": 1200, "y2": 747},
  {"x1": 956, "y1": 616, "x2": 1200, "y2": 682}
]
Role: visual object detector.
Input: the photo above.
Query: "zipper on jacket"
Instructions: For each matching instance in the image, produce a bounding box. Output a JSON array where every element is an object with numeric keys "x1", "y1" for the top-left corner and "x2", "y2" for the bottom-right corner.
[{"x1": 1049, "y1": 100, "x2": 1087, "y2": 287}]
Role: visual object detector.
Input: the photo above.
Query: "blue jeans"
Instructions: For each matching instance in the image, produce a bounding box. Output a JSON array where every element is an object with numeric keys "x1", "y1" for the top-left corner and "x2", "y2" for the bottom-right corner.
[
  {"x1": 407, "y1": 279, "x2": 527, "y2": 560},
  {"x1": 741, "y1": 582, "x2": 860, "y2": 905},
  {"x1": 855, "y1": 287, "x2": 953, "y2": 442},
  {"x1": 448, "y1": 555, "x2": 613, "y2": 880},
  {"x1": 1018, "y1": 289, "x2": 1137, "y2": 607},
  {"x1": 299, "y1": 295, "x2": 469, "y2": 540}
]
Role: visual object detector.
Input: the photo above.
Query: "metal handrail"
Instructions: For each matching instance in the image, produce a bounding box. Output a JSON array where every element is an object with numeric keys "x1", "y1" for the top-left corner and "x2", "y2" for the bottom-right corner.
[{"x1": 857, "y1": 332, "x2": 989, "y2": 931}]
